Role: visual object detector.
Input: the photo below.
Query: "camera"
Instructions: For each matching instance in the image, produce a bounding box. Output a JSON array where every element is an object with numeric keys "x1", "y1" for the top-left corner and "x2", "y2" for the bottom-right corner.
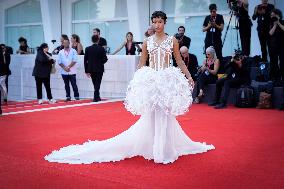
[
  {"x1": 174, "y1": 33, "x2": 181, "y2": 40},
  {"x1": 195, "y1": 66, "x2": 203, "y2": 78},
  {"x1": 209, "y1": 17, "x2": 215, "y2": 23},
  {"x1": 257, "y1": 4, "x2": 266, "y2": 11},
  {"x1": 227, "y1": 0, "x2": 239, "y2": 12},
  {"x1": 232, "y1": 50, "x2": 243, "y2": 61},
  {"x1": 51, "y1": 40, "x2": 56, "y2": 44},
  {"x1": 271, "y1": 16, "x2": 279, "y2": 23}
]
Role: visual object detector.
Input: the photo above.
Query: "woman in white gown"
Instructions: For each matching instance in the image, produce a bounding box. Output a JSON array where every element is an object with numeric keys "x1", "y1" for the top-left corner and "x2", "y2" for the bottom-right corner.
[{"x1": 45, "y1": 11, "x2": 215, "y2": 164}]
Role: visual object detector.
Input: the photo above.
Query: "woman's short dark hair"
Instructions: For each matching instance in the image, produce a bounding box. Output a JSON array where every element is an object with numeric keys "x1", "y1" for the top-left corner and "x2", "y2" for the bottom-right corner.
[
  {"x1": 151, "y1": 11, "x2": 167, "y2": 23},
  {"x1": 272, "y1": 8, "x2": 283, "y2": 20},
  {"x1": 209, "y1": 4, "x2": 217, "y2": 11},
  {"x1": 92, "y1": 35, "x2": 99, "y2": 43},
  {"x1": 18, "y1": 37, "x2": 27, "y2": 44},
  {"x1": 38, "y1": 43, "x2": 48, "y2": 51}
]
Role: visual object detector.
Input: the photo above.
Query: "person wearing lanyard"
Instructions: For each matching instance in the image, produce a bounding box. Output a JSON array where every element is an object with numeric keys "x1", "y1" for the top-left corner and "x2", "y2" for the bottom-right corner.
[
  {"x1": 57, "y1": 39, "x2": 79, "y2": 101},
  {"x1": 193, "y1": 46, "x2": 220, "y2": 104},
  {"x1": 203, "y1": 4, "x2": 224, "y2": 61}
]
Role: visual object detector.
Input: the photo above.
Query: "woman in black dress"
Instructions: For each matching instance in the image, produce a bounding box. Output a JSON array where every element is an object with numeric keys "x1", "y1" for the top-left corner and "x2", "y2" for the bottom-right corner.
[
  {"x1": 71, "y1": 34, "x2": 84, "y2": 55},
  {"x1": 193, "y1": 46, "x2": 220, "y2": 104},
  {"x1": 112, "y1": 32, "x2": 141, "y2": 55}
]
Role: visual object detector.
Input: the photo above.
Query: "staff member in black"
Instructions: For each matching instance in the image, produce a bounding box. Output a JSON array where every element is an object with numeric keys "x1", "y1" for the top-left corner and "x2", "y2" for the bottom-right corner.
[
  {"x1": 252, "y1": 0, "x2": 274, "y2": 62},
  {"x1": 84, "y1": 35, "x2": 108, "y2": 102},
  {"x1": 0, "y1": 47, "x2": 6, "y2": 115},
  {"x1": 32, "y1": 43, "x2": 57, "y2": 104},
  {"x1": 268, "y1": 9, "x2": 284, "y2": 81},
  {"x1": 209, "y1": 51, "x2": 250, "y2": 109},
  {"x1": 93, "y1": 28, "x2": 107, "y2": 50},
  {"x1": 203, "y1": 4, "x2": 224, "y2": 61},
  {"x1": 0, "y1": 44, "x2": 11, "y2": 102}
]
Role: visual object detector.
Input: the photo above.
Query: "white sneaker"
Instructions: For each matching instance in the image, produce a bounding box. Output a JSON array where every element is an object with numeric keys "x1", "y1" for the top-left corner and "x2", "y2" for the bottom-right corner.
[
  {"x1": 49, "y1": 99, "x2": 57, "y2": 104},
  {"x1": 38, "y1": 99, "x2": 43, "y2": 104}
]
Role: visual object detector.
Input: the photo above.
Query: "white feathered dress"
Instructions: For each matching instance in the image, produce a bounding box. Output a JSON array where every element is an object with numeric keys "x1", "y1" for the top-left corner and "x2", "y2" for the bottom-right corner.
[{"x1": 45, "y1": 35, "x2": 215, "y2": 164}]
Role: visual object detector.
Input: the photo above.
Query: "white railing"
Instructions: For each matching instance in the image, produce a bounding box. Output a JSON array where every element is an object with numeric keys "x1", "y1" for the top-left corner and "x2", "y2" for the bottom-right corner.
[{"x1": 8, "y1": 55, "x2": 140, "y2": 101}]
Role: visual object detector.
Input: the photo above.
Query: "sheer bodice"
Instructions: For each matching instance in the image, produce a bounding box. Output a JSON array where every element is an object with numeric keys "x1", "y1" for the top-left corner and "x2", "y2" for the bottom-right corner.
[{"x1": 147, "y1": 35, "x2": 173, "y2": 70}]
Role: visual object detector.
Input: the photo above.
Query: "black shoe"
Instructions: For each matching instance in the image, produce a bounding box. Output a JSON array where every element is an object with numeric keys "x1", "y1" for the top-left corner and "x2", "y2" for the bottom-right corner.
[
  {"x1": 279, "y1": 104, "x2": 284, "y2": 111},
  {"x1": 65, "y1": 98, "x2": 71, "y2": 102},
  {"x1": 75, "y1": 97, "x2": 80, "y2": 100},
  {"x1": 93, "y1": 98, "x2": 101, "y2": 102},
  {"x1": 4, "y1": 99, "x2": 7, "y2": 103},
  {"x1": 214, "y1": 103, "x2": 227, "y2": 109},
  {"x1": 208, "y1": 101, "x2": 219, "y2": 106}
]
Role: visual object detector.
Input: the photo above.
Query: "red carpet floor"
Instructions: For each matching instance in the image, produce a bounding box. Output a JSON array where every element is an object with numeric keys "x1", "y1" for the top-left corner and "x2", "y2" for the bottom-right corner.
[
  {"x1": 1, "y1": 99, "x2": 100, "y2": 113},
  {"x1": 0, "y1": 102, "x2": 284, "y2": 189}
]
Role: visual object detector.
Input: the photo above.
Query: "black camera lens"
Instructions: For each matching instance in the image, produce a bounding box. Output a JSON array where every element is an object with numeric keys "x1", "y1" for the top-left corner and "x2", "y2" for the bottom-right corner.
[{"x1": 271, "y1": 16, "x2": 278, "y2": 22}]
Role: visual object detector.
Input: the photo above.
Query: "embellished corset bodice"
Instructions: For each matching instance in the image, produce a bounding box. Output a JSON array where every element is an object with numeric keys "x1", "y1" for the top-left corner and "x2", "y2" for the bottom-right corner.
[{"x1": 147, "y1": 35, "x2": 173, "y2": 71}]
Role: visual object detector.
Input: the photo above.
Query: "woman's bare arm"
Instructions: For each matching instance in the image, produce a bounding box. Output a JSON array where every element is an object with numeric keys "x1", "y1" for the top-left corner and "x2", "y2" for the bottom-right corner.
[
  {"x1": 137, "y1": 40, "x2": 148, "y2": 69},
  {"x1": 112, "y1": 41, "x2": 126, "y2": 55},
  {"x1": 172, "y1": 37, "x2": 193, "y2": 84}
]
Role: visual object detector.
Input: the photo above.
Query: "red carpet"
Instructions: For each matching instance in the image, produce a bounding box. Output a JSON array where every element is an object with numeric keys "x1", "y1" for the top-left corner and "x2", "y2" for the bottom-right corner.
[
  {"x1": 1, "y1": 99, "x2": 99, "y2": 113},
  {"x1": 0, "y1": 102, "x2": 284, "y2": 189}
]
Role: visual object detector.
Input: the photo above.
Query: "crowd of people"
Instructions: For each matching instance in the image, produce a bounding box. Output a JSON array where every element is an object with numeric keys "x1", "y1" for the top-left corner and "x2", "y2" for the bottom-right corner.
[{"x1": 1, "y1": 0, "x2": 284, "y2": 115}]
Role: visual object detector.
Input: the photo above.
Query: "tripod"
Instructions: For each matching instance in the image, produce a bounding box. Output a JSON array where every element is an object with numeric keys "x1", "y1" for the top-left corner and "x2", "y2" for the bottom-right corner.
[{"x1": 222, "y1": 10, "x2": 240, "y2": 51}]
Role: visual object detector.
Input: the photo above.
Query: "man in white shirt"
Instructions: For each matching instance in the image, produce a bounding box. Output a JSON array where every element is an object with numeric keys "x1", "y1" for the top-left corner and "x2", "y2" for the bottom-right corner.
[{"x1": 57, "y1": 39, "x2": 79, "y2": 101}]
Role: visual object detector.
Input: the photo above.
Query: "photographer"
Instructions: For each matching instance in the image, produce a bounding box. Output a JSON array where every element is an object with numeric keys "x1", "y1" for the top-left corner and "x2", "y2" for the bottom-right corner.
[
  {"x1": 252, "y1": 0, "x2": 274, "y2": 62},
  {"x1": 193, "y1": 46, "x2": 220, "y2": 104},
  {"x1": 229, "y1": 0, "x2": 252, "y2": 56},
  {"x1": 52, "y1": 34, "x2": 69, "y2": 55},
  {"x1": 175, "y1": 26, "x2": 191, "y2": 49},
  {"x1": 203, "y1": 4, "x2": 224, "y2": 61},
  {"x1": 209, "y1": 51, "x2": 250, "y2": 109},
  {"x1": 268, "y1": 9, "x2": 284, "y2": 81}
]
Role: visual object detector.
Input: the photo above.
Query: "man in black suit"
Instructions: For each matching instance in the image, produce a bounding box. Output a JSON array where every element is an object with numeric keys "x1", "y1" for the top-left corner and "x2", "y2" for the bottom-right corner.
[{"x1": 84, "y1": 35, "x2": 108, "y2": 102}]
